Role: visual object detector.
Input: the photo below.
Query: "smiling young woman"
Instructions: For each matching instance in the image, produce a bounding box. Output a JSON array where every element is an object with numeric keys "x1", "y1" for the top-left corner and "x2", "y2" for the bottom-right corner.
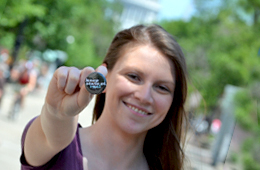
[
  {"x1": 21, "y1": 24, "x2": 188, "y2": 170},
  {"x1": 93, "y1": 25, "x2": 188, "y2": 170}
]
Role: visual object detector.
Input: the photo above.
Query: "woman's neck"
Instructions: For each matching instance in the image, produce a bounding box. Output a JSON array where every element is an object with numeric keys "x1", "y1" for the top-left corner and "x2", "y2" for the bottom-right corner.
[{"x1": 80, "y1": 112, "x2": 149, "y2": 170}]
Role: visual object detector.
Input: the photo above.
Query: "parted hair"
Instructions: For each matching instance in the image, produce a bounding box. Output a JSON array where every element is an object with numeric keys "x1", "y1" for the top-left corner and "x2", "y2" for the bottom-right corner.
[{"x1": 92, "y1": 24, "x2": 188, "y2": 170}]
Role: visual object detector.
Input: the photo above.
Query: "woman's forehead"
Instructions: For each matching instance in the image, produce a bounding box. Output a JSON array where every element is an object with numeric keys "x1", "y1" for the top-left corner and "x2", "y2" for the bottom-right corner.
[{"x1": 115, "y1": 45, "x2": 175, "y2": 77}]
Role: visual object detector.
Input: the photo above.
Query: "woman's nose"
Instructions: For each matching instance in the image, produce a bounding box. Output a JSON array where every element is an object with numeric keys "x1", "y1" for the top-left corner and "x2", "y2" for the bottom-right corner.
[{"x1": 134, "y1": 84, "x2": 153, "y2": 104}]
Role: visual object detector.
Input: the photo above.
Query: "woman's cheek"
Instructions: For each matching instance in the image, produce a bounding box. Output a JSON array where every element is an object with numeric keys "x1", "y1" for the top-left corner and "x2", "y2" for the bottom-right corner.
[
  {"x1": 155, "y1": 95, "x2": 173, "y2": 111},
  {"x1": 116, "y1": 77, "x2": 133, "y2": 92}
]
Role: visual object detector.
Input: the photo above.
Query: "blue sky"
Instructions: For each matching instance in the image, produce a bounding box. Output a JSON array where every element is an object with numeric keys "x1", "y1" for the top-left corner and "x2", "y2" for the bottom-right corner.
[{"x1": 158, "y1": 0, "x2": 196, "y2": 21}]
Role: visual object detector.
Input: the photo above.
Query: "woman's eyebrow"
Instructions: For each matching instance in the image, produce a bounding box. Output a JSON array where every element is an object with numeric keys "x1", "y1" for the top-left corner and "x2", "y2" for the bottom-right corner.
[
  {"x1": 123, "y1": 66, "x2": 175, "y2": 83},
  {"x1": 121, "y1": 66, "x2": 145, "y2": 75},
  {"x1": 160, "y1": 81, "x2": 175, "y2": 89}
]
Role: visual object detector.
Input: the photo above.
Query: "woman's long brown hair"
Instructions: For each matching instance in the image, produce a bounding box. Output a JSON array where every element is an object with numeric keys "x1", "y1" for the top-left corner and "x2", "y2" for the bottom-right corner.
[{"x1": 92, "y1": 25, "x2": 188, "y2": 170}]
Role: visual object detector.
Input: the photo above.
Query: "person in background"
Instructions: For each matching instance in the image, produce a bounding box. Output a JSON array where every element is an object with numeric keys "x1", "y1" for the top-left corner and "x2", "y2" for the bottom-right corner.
[
  {"x1": 36, "y1": 62, "x2": 50, "y2": 90},
  {"x1": 0, "y1": 67, "x2": 6, "y2": 113},
  {"x1": 8, "y1": 60, "x2": 38, "y2": 120},
  {"x1": 20, "y1": 24, "x2": 189, "y2": 170},
  {"x1": 0, "y1": 50, "x2": 10, "y2": 113}
]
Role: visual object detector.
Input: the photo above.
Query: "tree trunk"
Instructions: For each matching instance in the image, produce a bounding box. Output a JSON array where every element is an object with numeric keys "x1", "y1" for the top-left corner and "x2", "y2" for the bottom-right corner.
[
  {"x1": 9, "y1": 19, "x2": 27, "y2": 71},
  {"x1": 253, "y1": 7, "x2": 260, "y2": 25}
]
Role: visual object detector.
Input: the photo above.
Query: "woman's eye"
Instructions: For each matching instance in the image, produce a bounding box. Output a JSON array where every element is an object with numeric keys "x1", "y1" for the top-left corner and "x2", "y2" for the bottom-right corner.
[
  {"x1": 127, "y1": 73, "x2": 140, "y2": 81},
  {"x1": 156, "y1": 85, "x2": 171, "y2": 93}
]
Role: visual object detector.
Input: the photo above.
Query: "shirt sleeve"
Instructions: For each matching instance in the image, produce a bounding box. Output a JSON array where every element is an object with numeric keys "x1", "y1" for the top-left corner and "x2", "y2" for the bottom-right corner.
[{"x1": 20, "y1": 117, "x2": 83, "y2": 170}]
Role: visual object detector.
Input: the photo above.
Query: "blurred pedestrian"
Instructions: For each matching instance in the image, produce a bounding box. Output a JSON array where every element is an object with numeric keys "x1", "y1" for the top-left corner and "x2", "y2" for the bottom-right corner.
[
  {"x1": 0, "y1": 67, "x2": 5, "y2": 114},
  {"x1": 8, "y1": 60, "x2": 37, "y2": 120},
  {"x1": 0, "y1": 50, "x2": 9, "y2": 114},
  {"x1": 35, "y1": 62, "x2": 50, "y2": 90}
]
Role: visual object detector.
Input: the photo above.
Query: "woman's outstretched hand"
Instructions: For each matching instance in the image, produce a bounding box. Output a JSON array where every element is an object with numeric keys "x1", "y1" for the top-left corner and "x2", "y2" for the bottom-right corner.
[
  {"x1": 23, "y1": 65, "x2": 107, "y2": 167},
  {"x1": 45, "y1": 65, "x2": 107, "y2": 117}
]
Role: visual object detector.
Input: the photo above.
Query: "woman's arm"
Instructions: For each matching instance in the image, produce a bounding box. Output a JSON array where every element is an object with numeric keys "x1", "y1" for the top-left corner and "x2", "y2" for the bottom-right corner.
[{"x1": 23, "y1": 66, "x2": 107, "y2": 166}]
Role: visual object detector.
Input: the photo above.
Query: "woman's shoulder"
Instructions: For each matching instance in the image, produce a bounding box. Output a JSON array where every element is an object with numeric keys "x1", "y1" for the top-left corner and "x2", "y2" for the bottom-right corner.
[
  {"x1": 21, "y1": 116, "x2": 38, "y2": 147},
  {"x1": 20, "y1": 118, "x2": 84, "y2": 170}
]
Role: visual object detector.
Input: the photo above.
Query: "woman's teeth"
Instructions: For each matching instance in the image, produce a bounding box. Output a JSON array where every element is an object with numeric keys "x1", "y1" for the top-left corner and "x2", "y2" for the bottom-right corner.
[{"x1": 128, "y1": 105, "x2": 149, "y2": 115}]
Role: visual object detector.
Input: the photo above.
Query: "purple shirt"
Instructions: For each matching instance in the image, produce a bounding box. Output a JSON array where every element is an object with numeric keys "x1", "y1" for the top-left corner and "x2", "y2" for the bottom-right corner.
[{"x1": 20, "y1": 117, "x2": 84, "y2": 170}]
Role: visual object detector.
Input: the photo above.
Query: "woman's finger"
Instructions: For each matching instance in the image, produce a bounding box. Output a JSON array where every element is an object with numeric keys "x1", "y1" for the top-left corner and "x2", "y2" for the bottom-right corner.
[
  {"x1": 95, "y1": 65, "x2": 107, "y2": 77},
  {"x1": 56, "y1": 66, "x2": 69, "y2": 91},
  {"x1": 64, "y1": 67, "x2": 81, "y2": 95}
]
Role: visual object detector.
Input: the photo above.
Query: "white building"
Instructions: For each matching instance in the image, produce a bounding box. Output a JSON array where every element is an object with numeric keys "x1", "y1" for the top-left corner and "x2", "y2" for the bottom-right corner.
[{"x1": 119, "y1": 0, "x2": 161, "y2": 29}]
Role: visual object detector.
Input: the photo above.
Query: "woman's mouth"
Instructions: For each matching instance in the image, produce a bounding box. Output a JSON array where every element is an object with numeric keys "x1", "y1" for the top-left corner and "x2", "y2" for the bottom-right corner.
[{"x1": 123, "y1": 102, "x2": 151, "y2": 116}]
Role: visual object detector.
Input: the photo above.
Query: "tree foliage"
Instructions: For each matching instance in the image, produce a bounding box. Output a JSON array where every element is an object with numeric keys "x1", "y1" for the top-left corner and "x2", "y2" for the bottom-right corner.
[
  {"x1": 161, "y1": 0, "x2": 260, "y2": 111},
  {"x1": 0, "y1": 0, "x2": 122, "y2": 68}
]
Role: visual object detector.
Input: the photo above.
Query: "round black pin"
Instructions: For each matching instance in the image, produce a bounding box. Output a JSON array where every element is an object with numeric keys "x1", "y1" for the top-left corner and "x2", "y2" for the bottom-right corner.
[{"x1": 85, "y1": 72, "x2": 106, "y2": 94}]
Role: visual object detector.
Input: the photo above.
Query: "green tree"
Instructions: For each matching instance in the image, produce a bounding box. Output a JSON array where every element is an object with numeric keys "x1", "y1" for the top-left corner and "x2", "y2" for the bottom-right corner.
[
  {"x1": 0, "y1": 0, "x2": 45, "y2": 49},
  {"x1": 238, "y1": 0, "x2": 260, "y2": 25},
  {"x1": 161, "y1": 1, "x2": 260, "y2": 110},
  {"x1": 0, "y1": 0, "x2": 122, "y2": 68}
]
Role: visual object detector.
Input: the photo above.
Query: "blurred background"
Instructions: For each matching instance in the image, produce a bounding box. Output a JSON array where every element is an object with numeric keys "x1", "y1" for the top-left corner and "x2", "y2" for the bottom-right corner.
[{"x1": 0, "y1": 0, "x2": 260, "y2": 169}]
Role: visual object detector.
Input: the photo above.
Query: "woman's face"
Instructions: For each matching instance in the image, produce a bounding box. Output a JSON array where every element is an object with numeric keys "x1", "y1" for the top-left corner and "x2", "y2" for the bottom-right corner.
[{"x1": 104, "y1": 45, "x2": 175, "y2": 135}]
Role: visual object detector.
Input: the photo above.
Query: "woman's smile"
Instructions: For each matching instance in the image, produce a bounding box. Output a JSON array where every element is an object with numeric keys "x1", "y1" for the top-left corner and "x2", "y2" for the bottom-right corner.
[{"x1": 123, "y1": 101, "x2": 152, "y2": 117}]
